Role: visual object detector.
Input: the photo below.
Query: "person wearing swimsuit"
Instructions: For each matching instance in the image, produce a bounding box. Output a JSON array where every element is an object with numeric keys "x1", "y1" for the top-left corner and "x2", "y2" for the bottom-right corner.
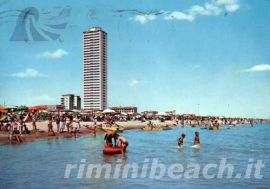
[
  {"x1": 194, "y1": 131, "x2": 200, "y2": 146},
  {"x1": 177, "y1": 133, "x2": 186, "y2": 147},
  {"x1": 104, "y1": 131, "x2": 116, "y2": 147},
  {"x1": 115, "y1": 134, "x2": 129, "y2": 154}
]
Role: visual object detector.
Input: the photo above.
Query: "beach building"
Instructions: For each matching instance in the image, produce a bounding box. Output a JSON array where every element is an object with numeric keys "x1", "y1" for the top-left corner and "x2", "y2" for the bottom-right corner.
[
  {"x1": 141, "y1": 110, "x2": 158, "y2": 119},
  {"x1": 60, "y1": 94, "x2": 81, "y2": 110},
  {"x1": 83, "y1": 27, "x2": 107, "y2": 110},
  {"x1": 109, "y1": 106, "x2": 138, "y2": 115},
  {"x1": 73, "y1": 96, "x2": 81, "y2": 110}
]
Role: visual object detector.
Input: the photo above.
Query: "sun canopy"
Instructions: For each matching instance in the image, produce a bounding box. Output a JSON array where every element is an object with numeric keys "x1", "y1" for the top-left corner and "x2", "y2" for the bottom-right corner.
[
  {"x1": 157, "y1": 112, "x2": 167, "y2": 116},
  {"x1": 102, "y1": 109, "x2": 116, "y2": 114}
]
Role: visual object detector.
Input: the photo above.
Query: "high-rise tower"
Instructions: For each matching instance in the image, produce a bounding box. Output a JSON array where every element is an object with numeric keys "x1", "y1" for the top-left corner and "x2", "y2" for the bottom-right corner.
[{"x1": 83, "y1": 27, "x2": 107, "y2": 110}]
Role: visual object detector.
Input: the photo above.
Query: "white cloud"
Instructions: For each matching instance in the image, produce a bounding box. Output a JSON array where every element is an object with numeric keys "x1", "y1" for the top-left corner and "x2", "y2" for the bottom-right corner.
[
  {"x1": 129, "y1": 79, "x2": 139, "y2": 87},
  {"x1": 225, "y1": 4, "x2": 240, "y2": 12},
  {"x1": 164, "y1": 11, "x2": 194, "y2": 21},
  {"x1": 130, "y1": 15, "x2": 156, "y2": 24},
  {"x1": 215, "y1": 0, "x2": 240, "y2": 12},
  {"x1": 189, "y1": 3, "x2": 221, "y2": 16},
  {"x1": 216, "y1": 0, "x2": 238, "y2": 6},
  {"x1": 164, "y1": 0, "x2": 240, "y2": 22},
  {"x1": 35, "y1": 95, "x2": 55, "y2": 101},
  {"x1": 129, "y1": 0, "x2": 240, "y2": 24},
  {"x1": 11, "y1": 68, "x2": 46, "y2": 78},
  {"x1": 244, "y1": 64, "x2": 270, "y2": 72},
  {"x1": 36, "y1": 49, "x2": 68, "y2": 59},
  {"x1": 189, "y1": 5, "x2": 209, "y2": 16},
  {"x1": 204, "y1": 3, "x2": 222, "y2": 15}
]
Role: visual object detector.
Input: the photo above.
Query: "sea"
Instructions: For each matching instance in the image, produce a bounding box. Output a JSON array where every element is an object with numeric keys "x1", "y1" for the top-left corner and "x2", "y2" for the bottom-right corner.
[{"x1": 0, "y1": 122, "x2": 269, "y2": 189}]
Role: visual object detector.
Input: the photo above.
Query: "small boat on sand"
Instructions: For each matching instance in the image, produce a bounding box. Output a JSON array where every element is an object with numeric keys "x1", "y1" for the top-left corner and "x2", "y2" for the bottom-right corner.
[{"x1": 102, "y1": 124, "x2": 124, "y2": 132}]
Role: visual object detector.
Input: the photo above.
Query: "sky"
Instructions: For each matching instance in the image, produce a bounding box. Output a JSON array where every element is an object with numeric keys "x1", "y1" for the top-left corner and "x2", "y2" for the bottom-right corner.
[{"x1": 0, "y1": 0, "x2": 269, "y2": 118}]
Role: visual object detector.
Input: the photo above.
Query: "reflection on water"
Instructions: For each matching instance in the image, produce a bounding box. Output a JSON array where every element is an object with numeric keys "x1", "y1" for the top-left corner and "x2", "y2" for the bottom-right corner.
[{"x1": 1, "y1": 123, "x2": 270, "y2": 188}]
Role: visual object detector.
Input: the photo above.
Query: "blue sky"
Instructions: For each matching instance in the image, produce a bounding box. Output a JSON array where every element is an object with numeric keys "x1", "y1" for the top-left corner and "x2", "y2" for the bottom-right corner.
[{"x1": 0, "y1": 0, "x2": 269, "y2": 118}]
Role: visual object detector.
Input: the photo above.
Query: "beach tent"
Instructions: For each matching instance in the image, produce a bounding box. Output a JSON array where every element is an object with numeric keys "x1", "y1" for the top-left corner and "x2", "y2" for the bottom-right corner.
[{"x1": 102, "y1": 109, "x2": 116, "y2": 114}]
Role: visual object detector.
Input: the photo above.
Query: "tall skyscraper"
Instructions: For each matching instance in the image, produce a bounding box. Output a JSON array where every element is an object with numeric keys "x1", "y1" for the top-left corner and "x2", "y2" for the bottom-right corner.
[{"x1": 83, "y1": 27, "x2": 107, "y2": 110}]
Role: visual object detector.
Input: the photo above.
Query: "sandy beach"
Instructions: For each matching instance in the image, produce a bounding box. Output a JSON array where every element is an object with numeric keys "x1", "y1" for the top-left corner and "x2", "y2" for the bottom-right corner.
[{"x1": 0, "y1": 120, "x2": 178, "y2": 144}]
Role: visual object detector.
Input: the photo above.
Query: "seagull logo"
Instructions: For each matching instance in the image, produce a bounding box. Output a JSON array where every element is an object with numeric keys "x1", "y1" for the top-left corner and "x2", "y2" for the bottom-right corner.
[{"x1": 9, "y1": 6, "x2": 71, "y2": 41}]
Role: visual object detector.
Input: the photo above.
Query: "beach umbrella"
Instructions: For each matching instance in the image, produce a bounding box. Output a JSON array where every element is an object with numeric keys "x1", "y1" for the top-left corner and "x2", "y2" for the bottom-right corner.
[
  {"x1": 0, "y1": 106, "x2": 6, "y2": 111},
  {"x1": 102, "y1": 109, "x2": 116, "y2": 114}
]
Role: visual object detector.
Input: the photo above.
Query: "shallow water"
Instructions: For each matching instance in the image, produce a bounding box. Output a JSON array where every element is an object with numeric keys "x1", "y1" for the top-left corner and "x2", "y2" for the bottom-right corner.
[{"x1": 0, "y1": 123, "x2": 269, "y2": 189}]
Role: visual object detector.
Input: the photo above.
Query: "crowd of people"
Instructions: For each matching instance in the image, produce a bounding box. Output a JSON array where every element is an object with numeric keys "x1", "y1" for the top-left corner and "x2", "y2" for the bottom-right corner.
[
  {"x1": 0, "y1": 111, "x2": 84, "y2": 142},
  {"x1": 0, "y1": 109, "x2": 269, "y2": 144}
]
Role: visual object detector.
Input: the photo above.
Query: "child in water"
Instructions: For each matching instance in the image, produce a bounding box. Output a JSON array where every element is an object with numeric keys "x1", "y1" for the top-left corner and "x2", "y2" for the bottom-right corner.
[
  {"x1": 177, "y1": 133, "x2": 186, "y2": 148},
  {"x1": 194, "y1": 131, "x2": 200, "y2": 146}
]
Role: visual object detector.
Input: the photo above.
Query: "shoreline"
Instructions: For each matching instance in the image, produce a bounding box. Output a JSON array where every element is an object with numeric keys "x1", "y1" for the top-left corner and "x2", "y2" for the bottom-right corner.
[{"x1": 0, "y1": 120, "x2": 178, "y2": 144}]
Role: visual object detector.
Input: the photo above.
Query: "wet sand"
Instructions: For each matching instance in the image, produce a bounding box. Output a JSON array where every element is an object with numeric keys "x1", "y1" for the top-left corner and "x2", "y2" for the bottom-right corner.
[{"x1": 0, "y1": 120, "x2": 178, "y2": 144}]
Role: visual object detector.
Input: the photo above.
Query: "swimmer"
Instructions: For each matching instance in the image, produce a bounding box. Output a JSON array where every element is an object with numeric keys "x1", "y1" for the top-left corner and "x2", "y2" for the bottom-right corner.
[
  {"x1": 194, "y1": 131, "x2": 200, "y2": 146},
  {"x1": 104, "y1": 131, "x2": 117, "y2": 147},
  {"x1": 115, "y1": 134, "x2": 129, "y2": 154},
  {"x1": 177, "y1": 133, "x2": 186, "y2": 148}
]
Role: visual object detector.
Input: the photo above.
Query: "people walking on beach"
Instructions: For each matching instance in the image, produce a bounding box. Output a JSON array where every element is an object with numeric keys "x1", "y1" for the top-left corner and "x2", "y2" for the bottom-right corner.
[
  {"x1": 59, "y1": 116, "x2": 65, "y2": 133},
  {"x1": 47, "y1": 118, "x2": 55, "y2": 136},
  {"x1": 115, "y1": 134, "x2": 128, "y2": 154},
  {"x1": 18, "y1": 120, "x2": 24, "y2": 134},
  {"x1": 71, "y1": 117, "x2": 80, "y2": 136},
  {"x1": 55, "y1": 115, "x2": 60, "y2": 133},
  {"x1": 194, "y1": 131, "x2": 200, "y2": 146},
  {"x1": 177, "y1": 133, "x2": 186, "y2": 148},
  {"x1": 65, "y1": 115, "x2": 71, "y2": 133},
  {"x1": 32, "y1": 113, "x2": 37, "y2": 130}
]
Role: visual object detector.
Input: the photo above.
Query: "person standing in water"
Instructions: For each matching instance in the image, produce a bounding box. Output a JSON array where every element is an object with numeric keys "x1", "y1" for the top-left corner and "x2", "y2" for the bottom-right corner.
[
  {"x1": 194, "y1": 131, "x2": 200, "y2": 146},
  {"x1": 115, "y1": 134, "x2": 129, "y2": 154},
  {"x1": 250, "y1": 119, "x2": 254, "y2": 127},
  {"x1": 177, "y1": 133, "x2": 186, "y2": 148},
  {"x1": 104, "y1": 131, "x2": 117, "y2": 147}
]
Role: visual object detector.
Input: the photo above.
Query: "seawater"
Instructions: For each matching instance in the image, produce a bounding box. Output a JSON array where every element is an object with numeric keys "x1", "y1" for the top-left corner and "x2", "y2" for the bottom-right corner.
[{"x1": 0, "y1": 123, "x2": 269, "y2": 189}]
